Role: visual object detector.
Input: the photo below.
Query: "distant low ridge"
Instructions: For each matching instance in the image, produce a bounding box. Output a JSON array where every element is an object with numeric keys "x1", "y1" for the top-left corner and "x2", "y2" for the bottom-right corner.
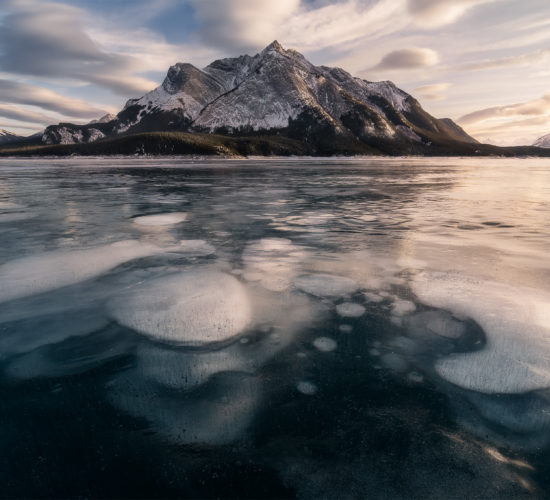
[{"x1": 2, "y1": 41, "x2": 550, "y2": 157}]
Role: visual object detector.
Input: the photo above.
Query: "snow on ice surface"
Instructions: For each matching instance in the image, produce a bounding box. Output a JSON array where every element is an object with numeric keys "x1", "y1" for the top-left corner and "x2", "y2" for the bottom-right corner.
[
  {"x1": 294, "y1": 273, "x2": 359, "y2": 298},
  {"x1": 0, "y1": 240, "x2": 162, "y2": 303},
  {"x1": 132, "y1": 212, "x2": 187, "y2": 226},
  {"x1": 110, "y1": 270, "x2": 251, "y2": 345},
  {"x1": 413, "y1": 271, "x2": 550, "y2": 393}
]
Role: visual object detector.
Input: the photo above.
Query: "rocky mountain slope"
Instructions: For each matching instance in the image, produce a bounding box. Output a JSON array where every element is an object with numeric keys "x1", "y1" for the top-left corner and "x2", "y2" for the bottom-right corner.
[
  {"x1": 533, "y1": 134, "x2": 550, "y2": 148},
  {"x1": 35, "y1": 41, "x2": 479, "y2": 155},
  {"x1": 0, "y1": 129, "x2": 24, "y2": 145}
]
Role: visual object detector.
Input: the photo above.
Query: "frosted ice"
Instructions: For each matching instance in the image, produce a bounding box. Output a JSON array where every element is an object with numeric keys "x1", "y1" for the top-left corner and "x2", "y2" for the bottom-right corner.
[
  {"x1": 294, "y1": 274, "x2": 359, "y2": 298},
  {"x1": 110, "y1": 270, "x2": 251, "y2": 345},
  {"x1": 336, "y1": 302, "x2": 366, "y2": 318},
  {"x1": 0, "y1": 240, "x2": 162, "y2": 303}
]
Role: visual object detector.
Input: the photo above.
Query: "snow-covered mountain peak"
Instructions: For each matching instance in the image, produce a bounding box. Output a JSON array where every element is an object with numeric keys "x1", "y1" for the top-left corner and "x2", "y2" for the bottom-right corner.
[
  {"x1": 39, "y1": 40, "x2": 477, "y2": 151},
  {"x1": 261, "y1": 40, "x2": 285, "y2": 55}
]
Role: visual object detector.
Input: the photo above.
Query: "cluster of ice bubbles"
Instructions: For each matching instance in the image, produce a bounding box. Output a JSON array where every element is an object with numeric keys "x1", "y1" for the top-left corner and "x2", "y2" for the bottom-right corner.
[{"x1": 3, "y1": 209, "x2": 550, "y2": 450}]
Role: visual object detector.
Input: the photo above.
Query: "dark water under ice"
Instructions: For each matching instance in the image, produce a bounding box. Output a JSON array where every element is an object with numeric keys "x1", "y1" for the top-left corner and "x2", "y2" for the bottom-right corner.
[{"x1": 1, "y1": 157, "x2": 550, "y2": 498}]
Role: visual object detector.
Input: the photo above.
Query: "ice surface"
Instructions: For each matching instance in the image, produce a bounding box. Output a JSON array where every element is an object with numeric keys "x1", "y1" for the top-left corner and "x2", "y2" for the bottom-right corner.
[
  {"x1": 110, "y1": 270, "x2": 251, "y2": 345},
  {"x1": 413, "y1": 271, "x2": 550, "y2": 393},
  {"x1": 294, "y1": 274, "x2": 359, "y2": 298},
  {"x1": 177, "y1": 239, "x2": 215, "y2": 256},
  {"x1": 0, "y1": 240, "x2": 162, "y2": 303}
]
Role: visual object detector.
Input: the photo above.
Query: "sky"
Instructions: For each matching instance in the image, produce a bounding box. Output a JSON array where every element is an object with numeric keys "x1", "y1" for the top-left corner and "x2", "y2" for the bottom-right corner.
[{"x1": 0, "y1": 0, "x2": 549, "y2": 145}]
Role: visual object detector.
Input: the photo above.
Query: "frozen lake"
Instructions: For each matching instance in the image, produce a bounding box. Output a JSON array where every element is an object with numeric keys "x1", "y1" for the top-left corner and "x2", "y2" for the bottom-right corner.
[{"x1": 1, "y1": 157, "x2": 550, "y2": 498}]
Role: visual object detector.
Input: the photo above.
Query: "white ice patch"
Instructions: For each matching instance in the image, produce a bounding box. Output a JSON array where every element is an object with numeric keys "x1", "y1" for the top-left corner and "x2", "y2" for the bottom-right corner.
[
  {"x1": 294, "y1": 274, "x2": 359, "y2": 298},
  {"x1": 336, "y1": 302, "x2": 366, "y2": 318},
  {"x1": 313, "y1": 337, "x2": 337, "y2": 352},
  {"x1": 413, "y1": 271, "x2": 550, "y2": 394},
  {"x1": 297, "y1": 380, "x2": 318, "y2": 395},
  {"x1": 407, "y1": 310, "x2": 466, "y2": 340},
  {"x1": 0, "y1": 240, "x2": 162, "y2": 303},
  {"x1": 110, "y1": 270, "x2": 251, "y2": 345},
  {"x1": 133, "y1": 212, "x2": 187, "y2": 227}
]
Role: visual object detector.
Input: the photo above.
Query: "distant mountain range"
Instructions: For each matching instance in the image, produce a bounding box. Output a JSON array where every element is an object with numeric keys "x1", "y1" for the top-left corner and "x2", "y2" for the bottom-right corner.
[
  {"x1": 533, "y1": 134, "x2": 550, "y2": 148},
  {"x1": 0, "y1": 129, "x2": 24, "y2": 145},
  {"x1": 1, "y1": 41, "x2": 550, "y2": 157}
]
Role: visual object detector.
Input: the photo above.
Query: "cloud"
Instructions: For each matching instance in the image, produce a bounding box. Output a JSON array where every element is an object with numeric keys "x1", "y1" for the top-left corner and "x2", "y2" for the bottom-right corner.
[
  {"x1": 0, "y1": 79, "x2": 106, "y2": 118},
  {"x1": 189, "y1": 0, "x2": 300, "y2": 52},
  {"x1": 0, "y1": 0, "x2": 157, "y2": 95},
  {"x1": 458, "y1": 93, "x2": 550, "y2": 125},
  {"x1": 407, "y1": 0, "x2": 499, "y2": 27},
  {"x1": 373, "y1": 47, "x2": 439, "y2": 70},
  {"x1": 457, "y1": 48, "x2": 550, "y2": 71},
  {"x1": 413, "y1": 82, "x2": 451, "y2": 100},
  {"x1": 0, "y1": 104, "x2": 54, "y2": 124},
  {"x1": 0, "y1": 122, "x2": 40, "y2": 132}
]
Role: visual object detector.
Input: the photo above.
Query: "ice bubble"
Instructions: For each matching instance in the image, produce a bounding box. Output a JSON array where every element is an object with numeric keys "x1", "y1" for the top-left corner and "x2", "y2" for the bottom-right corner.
[
  {"x1": 380, "y1": 352, "x2": 409, "y2": 372},
  {"x1": 297, "y1": 381, "x2": 318, "y2": 395},
  {"x1": 413, "y1": 271, "x2": 550, "y2": 393},
  {"x1": 407, "y1": 372, "x2": 424, "y2": 383},
  {"x1": 364, "y1": 292, "x2": 384, "y2": 303},
  {"x1": 369, "y1": 348, "x2": 380, "y2": 356},
  {"x1": 407, "y1": 310, "x2": 466, "y2": 340},
  {"x1": 132, "y1": 212, "x2": 187, "y2": 227},
  {"x1": 0, "y1": 240, "x2": 162, "y2": 303},
  {"x1": 339, "y1": 324, "x2": 353, "y2": 333},
  {"x1": 336, "y1": 302, "x2": 366, "y2": 318},
  {"x1": 294, "y1": 274, "x2": 359, "y2": 298},
  {"x1": 391, "y1": 298, "x2": 416, "y2": 316},
  {"x1": 177, "y1": 239, "x2": 215, "y2": 256},
  {"x1": 110, "y1": 270, "x2": 251, "y2": 345},
  {"x1": 313, "y1": 337, "x2": 337, "y2": 352}
]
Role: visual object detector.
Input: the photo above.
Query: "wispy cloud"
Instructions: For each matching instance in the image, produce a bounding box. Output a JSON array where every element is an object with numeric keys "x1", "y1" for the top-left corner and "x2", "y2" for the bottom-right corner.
[
  {"x1": 413, "y1": 82, "x2": 451, "y2": 100},
  {"x1": 0, "y1": 0, "x2": 158, "y2": 95},
  {"x1": 0, "y1": 79, "x2": 106, "y2": 118},
  {"x1": 458, "y1": 93, "x2": 550, "y2": 125},
  {"x1": 0, "y1": 104, "x2": 54, "y2": 124},
  {"x1": 407, "y1": 0, "x2": 501, "y2": 27},
  {"x1": 457, "y1": 48, "x2": 550, "y2": 71}
]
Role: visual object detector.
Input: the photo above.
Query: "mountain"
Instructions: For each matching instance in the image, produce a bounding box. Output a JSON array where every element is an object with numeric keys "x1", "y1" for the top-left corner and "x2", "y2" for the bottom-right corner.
[
  {"x1": 88, "y1": 114, "x2": 116, "y2": 125},
  {"x1": 0, "y1": 129, "x2": 24, "y2": 145},
  {"x1": 28, "y1": 40, "x2": 483, "y2": 156},
  {"x1": 533, "y1": 134, "x2": 550, "y2": 148}
]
